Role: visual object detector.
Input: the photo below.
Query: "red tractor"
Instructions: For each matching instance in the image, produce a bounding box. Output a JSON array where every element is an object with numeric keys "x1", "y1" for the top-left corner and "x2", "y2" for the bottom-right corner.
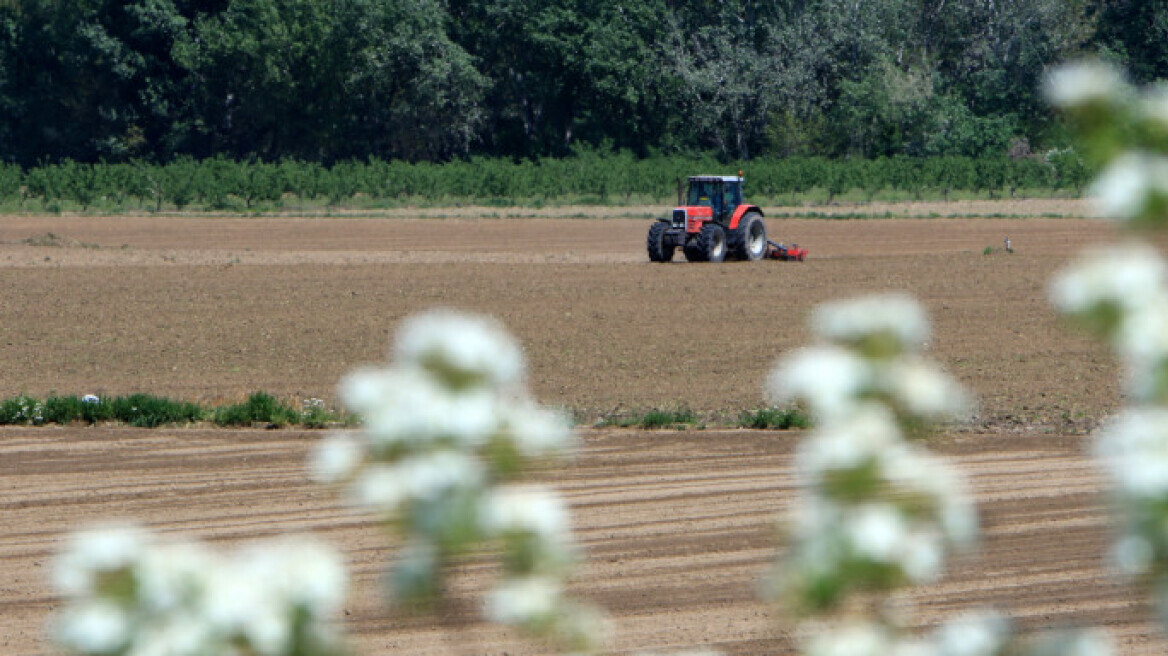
[{"x1": 647, "y1": 174, "x2": 770, "y2": 263}]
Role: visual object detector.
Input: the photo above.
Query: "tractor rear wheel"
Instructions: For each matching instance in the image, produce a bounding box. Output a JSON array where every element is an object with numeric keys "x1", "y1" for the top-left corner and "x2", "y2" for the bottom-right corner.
[
  {"x1": 697, "y1": 224, "x2": 727, "y2": 263},
  {"x1": 647, "y1": 222, "x2": 674, "y2": 262},
  {"x1": 732, "y1": 212, "x2": 767, "y2": 261}
]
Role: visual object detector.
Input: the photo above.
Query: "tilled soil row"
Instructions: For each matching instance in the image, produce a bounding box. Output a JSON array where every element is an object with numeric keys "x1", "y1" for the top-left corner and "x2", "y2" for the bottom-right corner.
[{"x1": 1, "y1": 427, "x2": 1161, "y2": 654}]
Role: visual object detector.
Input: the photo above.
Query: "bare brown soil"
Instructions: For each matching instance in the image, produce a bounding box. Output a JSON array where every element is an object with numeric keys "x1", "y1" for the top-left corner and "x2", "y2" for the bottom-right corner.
[
  {"x1": 2, "y1": 427, "x2": 1162, "y2": 654},
  {"x1": 0, "y1": 205, "x2": 1160, "y2": 653},
  {"x1": 0, "y1": 210, "x2": 1124, "y2": 427}
]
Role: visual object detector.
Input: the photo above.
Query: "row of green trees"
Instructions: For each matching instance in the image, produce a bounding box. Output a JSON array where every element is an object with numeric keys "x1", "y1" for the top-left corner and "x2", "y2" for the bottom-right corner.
[
  {"x1": 3, "y1": 153, "x2": 1091, "y2": 212},
  {"x1": 0, "y1": 0, "x2": 1159, "y2": 165}
]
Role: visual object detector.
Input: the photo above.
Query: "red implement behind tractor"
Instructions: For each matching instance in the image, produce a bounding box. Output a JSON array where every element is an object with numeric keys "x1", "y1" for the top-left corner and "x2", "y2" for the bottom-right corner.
[
  {"x1": 647, "y1": 174, "x2": 806, "y2": 263},
  {"x1": 765, "y1": 240, "x2": 807, "y2": 261}
]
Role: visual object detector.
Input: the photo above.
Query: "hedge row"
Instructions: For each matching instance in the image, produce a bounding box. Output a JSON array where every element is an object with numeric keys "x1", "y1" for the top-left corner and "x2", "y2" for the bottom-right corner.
[
  {"x1": 0, "y1": 392, "x2": 339, "y2": 428},
  {"x1": 0, "y1": 151, "x2": 1092, "y2": 211}
]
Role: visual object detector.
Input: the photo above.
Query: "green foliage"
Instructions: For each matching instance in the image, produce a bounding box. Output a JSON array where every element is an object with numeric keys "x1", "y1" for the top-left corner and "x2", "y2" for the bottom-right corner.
[
  {"x1": 739, "y1": 407, "x2": 811, "y2": 430},
  {"x1": 639, "y1": 408, "x2": 699, "y2": 429},
  {"x1": 5, "y1": 152, "x2": 1082, "y2": 212},
  {"x1": 212, "y1": 391, "x2": 298, "y2": 427},
  {"x1": 0, "y1": 392, "x2": 341, "y2": 428},
  {"x1": 0, "y1": 0, "x2": 1130, "y2": 165},
  {"x1": 0, "y1": 395, "x2": 46, "y2": 424},
  {"x1": 109, "y1": 394, "x2": 203, "y2": 428},
  {"x1": 595, "y1": 407, "x2": 700, "y2": 429}
]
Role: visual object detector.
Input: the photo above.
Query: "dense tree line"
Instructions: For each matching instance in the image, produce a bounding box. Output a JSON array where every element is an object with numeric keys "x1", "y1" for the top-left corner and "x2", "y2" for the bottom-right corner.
[{"x1": 0, "y1": 0, "x2": 1160, "y2": 167}]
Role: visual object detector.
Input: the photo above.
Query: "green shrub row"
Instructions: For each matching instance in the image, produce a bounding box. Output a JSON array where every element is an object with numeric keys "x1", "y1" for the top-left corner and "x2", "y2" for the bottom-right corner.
[
  {"x1": 0, "y1": 392, "x2": 343, "y2": 428},
  {"x1": 594, "y1": 406, "x2": 811, "y2": 430},
  {"x1": 1, "y1": 151, "x2": 1092, "y2": 213},
  {"x1": 0, "y1": 393, "x2": 810, "y2": 431}
]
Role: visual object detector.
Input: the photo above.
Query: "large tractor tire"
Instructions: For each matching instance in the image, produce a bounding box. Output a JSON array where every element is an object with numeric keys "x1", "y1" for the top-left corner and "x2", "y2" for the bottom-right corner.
[
  {"x1": 731, "y1": 212, "x2": 767, "y2": 261},
  {"x1": 683, "y1": 238, "x2": 705, "y2": 262},
  {"x1": 696, "y1": 223, "x2": 727, "y2": 263},
  {"x1": 647, "y1": 222, "x2": 674, "y2": 262}
]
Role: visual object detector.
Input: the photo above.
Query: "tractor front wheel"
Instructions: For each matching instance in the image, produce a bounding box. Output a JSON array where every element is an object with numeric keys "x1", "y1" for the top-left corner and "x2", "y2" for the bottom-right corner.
[
  {"x1": 647, "y1": 222, "x2": 674, "y2": 262},
  {"x1": 697, "y1": 224, "x2": 727, "y2": 263},
  {"x1": 732, "y1": 212, "x2": 767, "y2": 261}
]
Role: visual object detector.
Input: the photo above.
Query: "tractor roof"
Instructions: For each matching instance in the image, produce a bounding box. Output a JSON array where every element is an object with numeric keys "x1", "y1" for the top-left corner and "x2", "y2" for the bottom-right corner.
[{"x1": 688, "y1": 175, "x2": 743, "y2": 183}]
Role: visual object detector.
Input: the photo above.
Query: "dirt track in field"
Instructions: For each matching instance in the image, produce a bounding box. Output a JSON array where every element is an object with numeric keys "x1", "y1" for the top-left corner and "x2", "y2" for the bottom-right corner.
[
  {"x1": 1, "y1": 201, "x2": 1162, "y2": 653},
  {"x1": 1, "y1": 427, "x2": 1162, "y2": 654}
]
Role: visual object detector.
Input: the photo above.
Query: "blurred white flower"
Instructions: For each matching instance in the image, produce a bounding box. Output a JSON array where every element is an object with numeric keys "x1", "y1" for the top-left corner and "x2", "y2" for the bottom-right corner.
[
  {"x1": 769, "y1": 346, "x2": 870, "y2": 420},
  {"x1": 246, "y1": 537, "x2": 347, "y2": 614},
  {"x1": 395, "y1": 310, "x2": 525, "y2": 388},
  {"x1": 54, "y1": 524, "x2": 150, "y2": 595},
  {"x1": 1089, "y1": 151, "x2": 1168, "y2": 221},
  {"x1": 1029, "y1": 628, "x2": 1115, "y2": 656},
  {"x1": 1094, "y1": 407, "x2": 1168, "y2": 499},
  {"x1": 55, "y1": 527, "x2": 348, "y2": 656},
  {"x1": 634, "y1": 651, "x2": 724, "y2": 656},
  {"x1": 352, "y1": 463, "x2": 408, "y2": 511},
  {"x1": 135, "y1": 542, "x2": 212, "y2": 612},
  {"x1": 801, "y1": 621, "x2": 895, "y2": 656},
  {"x1": 1112, "y1": 534, "x2": 1154, "y2": 576},
  {"x1": 55, "y1": 599, "x2": 130, "y2": 654},
  {"x1": 328, "y1": 310, "x2": 601, "y2": 651},
  {"x1": 881, "y1": 445, "x2": 979, "y2": 547},
  {"x1": 846, "y1": 503, "x2": 908, "y2": 563},
  {"x1": 1140, "y1": 84, "x2": 1168, "y2": 127},
  {"x1": 932, "y1": 611, "x2": 1010, "y2": 656},
  {"x1": 124, "y1": 618, "x2": 213, "y2": 656},
  {"x1": 201, "y1": 558, "x2": 289, "y2": 655},
  {"x1": 340, "y1": 367, "x2": 500, "y2": 450},
  {"x1": 1116, "y1": 302, "x2": 1168, "y2": 402},
  {"x1": 796, "y1": 403, "x2": 901, "y2": 477},
  {"x1": 1044, "y1": 60, "x2": 1128, "y2": 109},
  {"x1": 899, "y1": 529, "x2": 945, "y2": 583},
  {"x1": 352, "y1": 450, "x2": 483, "y2": 514},
  {"x1": 498, "y1": 401, "x2": 574, "y2": 457},
  {"x1": 484, "y1": 575, "x2": 562, "y2": 625},
  {"x1": 1116, "y1": 297, "x2": 1168, "y2": 361},
  {"x1": 1062, "y1": 629, "x2": 1114, "y2": 656},
  {"x1": 811, "y1": 294, "x2": 929, "y2": 354},
  {"x1": 883, "y1": 358, "x2": 971, "y2": 421},
  {"x1": 310, "y1": 432, "x2": 364, "y2": 484},
  {"x1": 481, "y1": 485, "x2": 571, "y2": 540},
  {"x1": 1050, "y1": 242, "x2": 1168, "y2": 317}
]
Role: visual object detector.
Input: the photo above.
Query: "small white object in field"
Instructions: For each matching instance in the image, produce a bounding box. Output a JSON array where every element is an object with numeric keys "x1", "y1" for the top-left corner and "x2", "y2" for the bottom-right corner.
[{"x1": 82, "y1": 394, "x2": 99, "y2": 404}]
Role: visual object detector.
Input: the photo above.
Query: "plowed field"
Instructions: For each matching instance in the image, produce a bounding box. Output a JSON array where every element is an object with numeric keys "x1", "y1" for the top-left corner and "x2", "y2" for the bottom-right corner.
[{"x1": 2, "y1": 202, "x2": 1163, "y2": 653}]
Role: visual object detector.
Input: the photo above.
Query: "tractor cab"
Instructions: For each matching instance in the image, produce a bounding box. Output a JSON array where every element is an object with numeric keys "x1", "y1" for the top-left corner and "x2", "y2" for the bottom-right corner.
[{"x1": 684, "y1": 175, "x2": 743, "y2": 225}]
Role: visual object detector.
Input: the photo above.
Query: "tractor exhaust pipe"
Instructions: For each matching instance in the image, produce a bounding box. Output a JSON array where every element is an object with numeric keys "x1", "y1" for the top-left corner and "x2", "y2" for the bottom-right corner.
[{"x1": 677, "y1": 178, "x2": 683, "y2": 206}]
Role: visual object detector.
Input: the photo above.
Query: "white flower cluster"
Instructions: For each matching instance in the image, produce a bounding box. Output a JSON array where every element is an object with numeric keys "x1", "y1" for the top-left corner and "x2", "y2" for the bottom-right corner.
[
  {"x1": 768, "y1": 295, "x2": 976, "y2": 615},
  {"x1": 770, "y1": 294, "x2": 970, "y2": 427},
  {"x1": 1044, "y1": 61, "x2": 1168, "y2": 224},
  {"x1": 1044, "y1": 60, "x2": 1130, "y2": 111},
  {"x1": 1091, "y1": 407, "x2": 1168, "y2": 587},
  {"x1": 787, "y1": 405, "x2": 977, "y2": 589},
  {"x1": 1046, "y1": 59, "x2": 1168, "y2": 640},
  {"x1": 52, "y1": 525, "x2": 346, "y2": 656},
  {"x1": 312, "y1": 309, "x2": 603, "y2": 652},
  {"x1": 800, "y1": 614, "x2": 1111, "y2": 656},
  {"x1": 1052, "y1": 243, "x2": 1168, "y2": 402}
]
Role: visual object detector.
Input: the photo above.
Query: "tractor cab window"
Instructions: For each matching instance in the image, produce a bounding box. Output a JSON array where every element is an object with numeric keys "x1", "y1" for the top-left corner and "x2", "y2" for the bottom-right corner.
[
  {"x1": 687, "y1": 181, "x2": 712, "y2": 206},
  {"x1": 724, "y1": 182, "x2": 742, "y2": 209}
]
